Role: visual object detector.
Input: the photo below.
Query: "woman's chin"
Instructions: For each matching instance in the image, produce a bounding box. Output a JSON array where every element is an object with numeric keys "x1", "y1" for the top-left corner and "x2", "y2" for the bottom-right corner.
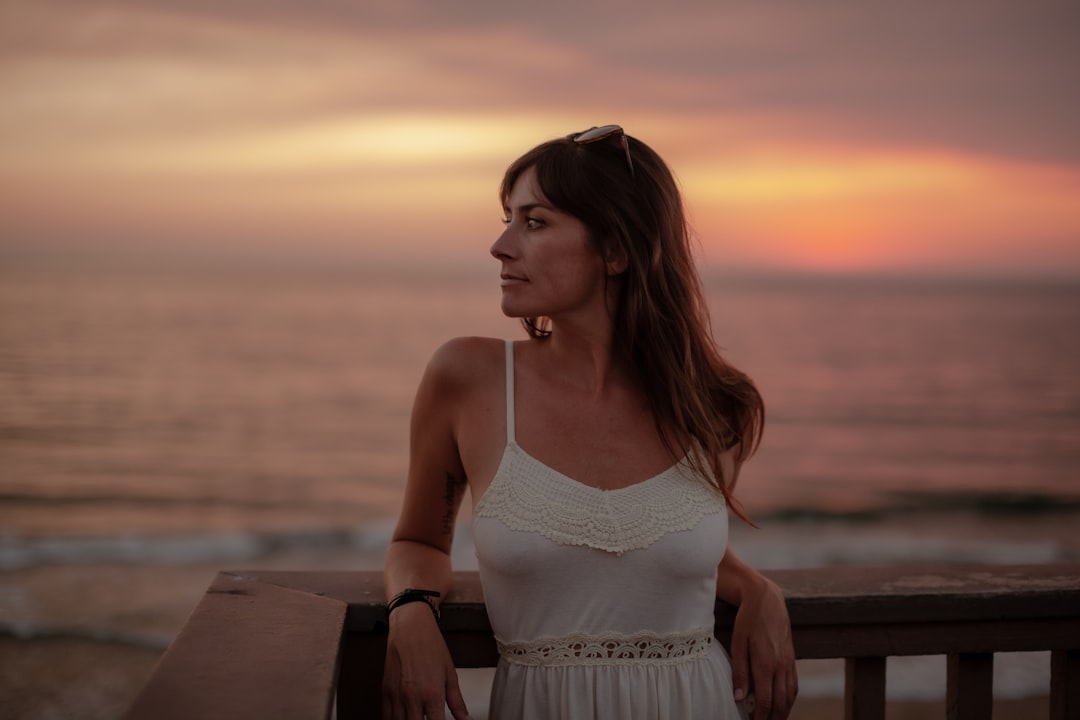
[{"x1": 499, "y1": 300, "x2": 527, "y2": 318}]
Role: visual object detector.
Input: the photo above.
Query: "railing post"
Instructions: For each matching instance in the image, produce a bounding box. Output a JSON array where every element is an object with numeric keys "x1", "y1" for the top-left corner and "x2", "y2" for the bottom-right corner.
[
  {"x1": 1050, "y1": 649, "x2": 1080, "y2": 720},
  {"x1": 337, "y1": 631, "x2": 386, "y2": 719},
  {"x1": 946, "y1": 652, "x2": 993, "y2": 720},
  {"x1": 844, "y1": 656, "x2": 885, "y2": 720}
]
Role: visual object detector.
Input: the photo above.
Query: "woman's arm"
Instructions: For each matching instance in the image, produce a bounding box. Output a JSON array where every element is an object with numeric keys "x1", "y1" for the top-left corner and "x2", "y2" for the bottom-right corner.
[
  {"x1": 716, "y1": 548, "x2": 798, "y2": 720},
  {"x1": 382, "y1": 342, "x2": 473, "y2": 720}
]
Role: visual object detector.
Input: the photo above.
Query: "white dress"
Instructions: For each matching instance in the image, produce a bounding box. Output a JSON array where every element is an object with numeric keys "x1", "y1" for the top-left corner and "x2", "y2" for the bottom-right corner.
[{"x1": 472, "y1": 340, "x2": 747, "y2": 719}]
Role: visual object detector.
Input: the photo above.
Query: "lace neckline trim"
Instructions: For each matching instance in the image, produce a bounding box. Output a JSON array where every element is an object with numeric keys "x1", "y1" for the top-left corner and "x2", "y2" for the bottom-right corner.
[
  {"x1": 511, "y1": 441, "x2": 686, "y2": 495},
  {"x1": 474, "y1": 443, "x2": 727, "y2": 554}
]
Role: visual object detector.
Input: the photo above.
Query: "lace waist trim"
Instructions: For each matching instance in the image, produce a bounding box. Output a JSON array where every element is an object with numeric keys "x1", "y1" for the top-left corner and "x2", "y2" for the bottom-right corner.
[{"x1": 496, "y1": 626, "x2": 715, "y2": 667}]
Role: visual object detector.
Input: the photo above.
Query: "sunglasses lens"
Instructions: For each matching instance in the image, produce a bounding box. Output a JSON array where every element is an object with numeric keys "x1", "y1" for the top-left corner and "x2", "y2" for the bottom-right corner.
[
  {"x1": 572, "y1": 124, "x2": 635, "y2": 178},
  {"x1": 574, "y1": 125, "x2": 622, "y2": 144}
]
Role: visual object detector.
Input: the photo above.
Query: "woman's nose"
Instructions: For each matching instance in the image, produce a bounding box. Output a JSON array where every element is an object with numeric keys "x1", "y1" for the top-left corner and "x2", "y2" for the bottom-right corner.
[{"x1": 490, "y1": 228, "x2": 515, "y2": 261}]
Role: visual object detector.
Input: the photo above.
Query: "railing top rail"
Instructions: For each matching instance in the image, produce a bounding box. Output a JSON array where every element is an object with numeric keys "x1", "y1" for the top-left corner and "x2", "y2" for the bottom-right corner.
[{"x1": 237, "y1": 564, "x2": 1080, "y2": 630}]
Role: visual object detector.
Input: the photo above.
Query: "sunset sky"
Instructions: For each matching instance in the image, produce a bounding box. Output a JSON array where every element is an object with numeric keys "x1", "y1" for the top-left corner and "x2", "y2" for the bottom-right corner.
[{"x1": 2, "y1": 0, "x2": 1078, "y2": 276}]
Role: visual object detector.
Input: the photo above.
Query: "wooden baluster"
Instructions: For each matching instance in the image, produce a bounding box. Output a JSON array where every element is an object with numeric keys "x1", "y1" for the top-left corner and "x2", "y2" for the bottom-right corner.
[
  {"x1": 844, "y1": 656, "x2": 886, "y2": 720},
  {"x1": 337, "y1": 632, "x2": 386, "y2": 719},
  {"x1": 946, "y1": 652, "x2": 993, "y2": 720},
  {"x1": 1051, "y1": 649, "x2": 1080, "y2": 720}
]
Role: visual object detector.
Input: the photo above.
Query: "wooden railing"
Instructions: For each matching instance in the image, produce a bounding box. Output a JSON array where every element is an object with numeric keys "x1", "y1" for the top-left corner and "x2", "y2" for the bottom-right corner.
[{"x1": 124, "y1": 564, "x2": 1080, "y2": 720}]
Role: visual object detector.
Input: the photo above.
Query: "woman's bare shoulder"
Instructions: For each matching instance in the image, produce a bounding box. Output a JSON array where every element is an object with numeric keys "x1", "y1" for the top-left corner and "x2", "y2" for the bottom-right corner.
[{"x1": 423, "y1": 336, "x2": 508, "y2": 391}]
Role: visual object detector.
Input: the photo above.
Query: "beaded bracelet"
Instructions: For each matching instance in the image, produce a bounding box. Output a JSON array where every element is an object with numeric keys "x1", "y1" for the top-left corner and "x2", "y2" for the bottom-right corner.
[{"x1": 387, "y1": 588, "x2": 441, "y2": 621}]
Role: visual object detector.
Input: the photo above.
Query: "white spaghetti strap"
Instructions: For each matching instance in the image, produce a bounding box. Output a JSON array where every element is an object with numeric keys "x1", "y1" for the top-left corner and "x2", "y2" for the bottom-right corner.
[{"x1": 504, "y1": 339, "x2": 516, "y2": 444}]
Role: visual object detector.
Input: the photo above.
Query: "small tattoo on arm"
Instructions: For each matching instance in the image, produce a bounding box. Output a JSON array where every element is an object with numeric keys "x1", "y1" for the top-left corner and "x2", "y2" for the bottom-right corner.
[{"x1": 441, "y1": 471, "x2": 466, "y2": 535}]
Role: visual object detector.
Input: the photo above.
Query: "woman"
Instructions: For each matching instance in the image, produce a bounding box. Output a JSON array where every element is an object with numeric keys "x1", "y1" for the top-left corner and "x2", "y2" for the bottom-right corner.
[{"x1": 383, "y1": 126, "x2": 797, "y2": 719}]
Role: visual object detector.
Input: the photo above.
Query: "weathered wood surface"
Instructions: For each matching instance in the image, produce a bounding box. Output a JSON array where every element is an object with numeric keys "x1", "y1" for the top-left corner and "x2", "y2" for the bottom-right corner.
[
  {"x1": 280, "y1": 563, "x2": 1080, "y2": 627},
  {"x1": 338, "y1": 564, "x2": 1080, "y2": 659},
  {"x1": 124, "y1": 571, "x2": 346, "y2": 720},
  {"x1": 126, "y1": 564, "x2": 1080, "y2": 719}
]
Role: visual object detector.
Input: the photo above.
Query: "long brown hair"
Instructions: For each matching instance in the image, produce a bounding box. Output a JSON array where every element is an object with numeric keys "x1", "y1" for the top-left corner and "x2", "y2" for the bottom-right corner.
[{"x1": 500, "y1": 129, "x2": 764, "y2": 522}]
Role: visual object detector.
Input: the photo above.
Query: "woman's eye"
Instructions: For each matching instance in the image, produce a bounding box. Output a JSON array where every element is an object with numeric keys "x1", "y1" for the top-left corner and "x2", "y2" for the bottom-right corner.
[{"x1": 501, "y1": 215, "x2": 544, "y2": 229}]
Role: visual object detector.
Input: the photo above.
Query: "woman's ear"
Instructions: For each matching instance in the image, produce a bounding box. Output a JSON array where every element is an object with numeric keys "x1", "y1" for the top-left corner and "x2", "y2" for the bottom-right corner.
[{"x1": 605, "y1": 245, "x2": 628, "y2": 276}]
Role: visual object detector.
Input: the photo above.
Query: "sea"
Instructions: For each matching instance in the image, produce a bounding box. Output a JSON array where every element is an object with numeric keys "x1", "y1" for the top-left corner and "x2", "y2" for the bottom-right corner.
[{"x1": 2, "y1": 263, "x2": 1079, "y2": 719}]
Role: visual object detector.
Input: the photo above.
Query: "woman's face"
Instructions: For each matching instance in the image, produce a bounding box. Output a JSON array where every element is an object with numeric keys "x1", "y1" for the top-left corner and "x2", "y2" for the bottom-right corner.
[{"x1": 491, "y1": 167, "x2": 609, "y2": 322}]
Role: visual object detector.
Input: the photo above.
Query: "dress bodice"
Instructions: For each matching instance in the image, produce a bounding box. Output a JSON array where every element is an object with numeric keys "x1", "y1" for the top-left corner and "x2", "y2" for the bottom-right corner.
[{"x1": 468, "y1": 341, "x2": 745, "y2": 719}]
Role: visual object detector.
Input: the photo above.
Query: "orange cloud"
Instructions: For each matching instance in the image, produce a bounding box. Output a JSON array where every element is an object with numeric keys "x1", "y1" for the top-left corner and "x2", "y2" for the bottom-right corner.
[{"x1": 679, "y1": 146, "x2": 1080, "y2": 275}]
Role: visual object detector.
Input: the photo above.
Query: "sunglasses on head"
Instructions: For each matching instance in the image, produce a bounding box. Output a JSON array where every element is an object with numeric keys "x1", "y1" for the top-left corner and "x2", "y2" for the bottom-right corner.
[{"x1": 572, "y1": 124, "x2": 635, "y2": 178}]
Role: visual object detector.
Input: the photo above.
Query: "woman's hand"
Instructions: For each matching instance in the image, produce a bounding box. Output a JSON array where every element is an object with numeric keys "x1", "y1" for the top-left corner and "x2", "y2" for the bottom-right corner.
[
  {"x1": 381, "y1": 603, "x2": 469, "y2": 720},
  {"x1": 730, "y1": 575, "x2": 798, "y2": 720}
]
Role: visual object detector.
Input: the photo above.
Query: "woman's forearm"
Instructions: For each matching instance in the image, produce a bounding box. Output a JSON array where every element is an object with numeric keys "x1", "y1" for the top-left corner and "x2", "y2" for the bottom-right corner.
[
  {"x1": 384, "y1": 538, "x2": 454, "y2": 607},
  {"x1": 715, "y1": 548, "x2": 772, "y2": 606}
]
